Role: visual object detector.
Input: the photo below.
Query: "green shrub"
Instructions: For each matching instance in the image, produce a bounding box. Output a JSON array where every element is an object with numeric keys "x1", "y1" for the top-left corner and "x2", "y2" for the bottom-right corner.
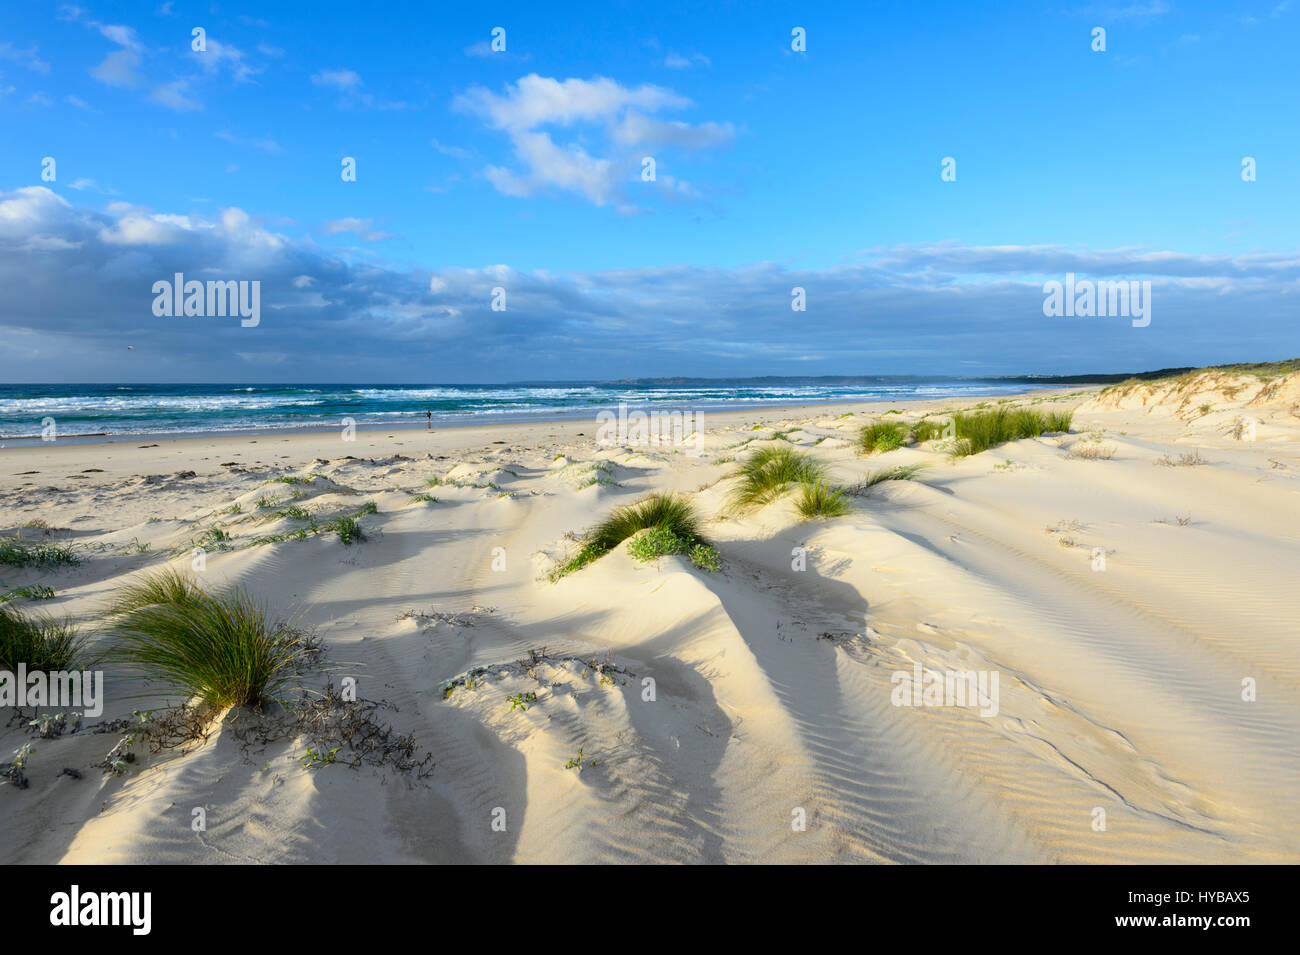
[
  {"x1": 627, "y1": 526, "x2": 688, "y2": 562},
  {"x1": 688, "y1": 543, "x2": 722, "y2": 572},
  {"x1": 333, "y1": 515, "x2": 364, "y2": 544}
]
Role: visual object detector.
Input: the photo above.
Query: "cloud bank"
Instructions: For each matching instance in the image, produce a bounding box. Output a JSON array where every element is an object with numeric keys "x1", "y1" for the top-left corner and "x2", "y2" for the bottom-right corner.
[{"x1": 1, "y1": 187, "x2": 1296, "y2": 382}]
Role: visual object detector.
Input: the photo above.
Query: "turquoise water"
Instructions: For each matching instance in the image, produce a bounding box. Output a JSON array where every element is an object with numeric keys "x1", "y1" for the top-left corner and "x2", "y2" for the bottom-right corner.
[{"x1": 0, "y1": 379, "x2": 1057, "y2": 440}]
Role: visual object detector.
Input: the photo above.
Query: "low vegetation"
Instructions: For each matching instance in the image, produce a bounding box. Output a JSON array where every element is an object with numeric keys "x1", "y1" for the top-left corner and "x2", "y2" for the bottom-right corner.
[
  {"x1": 795, "y1": 480, "x2": 851, "y2": 519},
  {"x1": 947, "y1": 408, "x2": 1073, "y2": 457},
  {"x1": 551, "y1": 493, "x2": 713, "y2": 580},
  {"x1": 1066, "y1": 444, "x2": 1116, "y2": 460},
  {"x1": 0, "y1": 603, "x2": 90, "y2": 671},
  {"x1": 106, "y1": 570, "x2": 316, "y2": 709},
  {"x1": 0, "y1": 536, "x2": 79, "y2": 569},
  {"x1": 728, "y1": 446, "x2": 828, "y2": 512},
  {"x1": 0, "y1": 584, "x2": 56, "y2": 603},
  {"x1": 1155, "y1": 450, "x2": 1209, "y2": 467},
  {"x1": 844, "y1": 464, "x2": 927, "y2": 494},
  {"x1": 859, "y1": 420, "x2": 908, "y2": 454}
]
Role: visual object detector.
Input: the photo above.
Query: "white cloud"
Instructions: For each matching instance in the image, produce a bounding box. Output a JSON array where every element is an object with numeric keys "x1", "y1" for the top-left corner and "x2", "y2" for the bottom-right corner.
[
  {"x1": 322, "y1": 217, "x2": 393, "y2": 241},
  {"x1": 310, "y1": 68, "x2": 406, "y2": 109},
  {"x1": 7, "y1": 187, "x2": 1296, "y2": 380},
  {"x1": 457, "y1": 75, "x2": 687, "y2": 132},
  {"x1": 150, "y1": 79, "x2": 201, "y2": 111},
  {"x1": 193, "y1": 38, "x2": 259, "y2": 82},
  {"x1": 663, "y1": 51, "x2": 710, "y2": 70},
  {"x1": 95, "y1": 23, "x2": 145, "y2": 51},
  {"x1": 311, "y1": 68, "x2": 362, "y2": 90},
  {"x1": 613, "y1": 112, "x2": 734, "y2": 149},
  {"x1": 455, "y1": 75, "x2": 732, "y2": 209},
  {"x1": 91, "y1": 48, "x2": 144, "y2": 87},
  {"x1": 0, "y1": 43, "x2": 50, "y2": 73},
  {"x1": 215, "y1": 129, "x2": 282, "y2": 153},
  {"x1": 431, "y1": 138, "x2": 473, "y2": 160}
]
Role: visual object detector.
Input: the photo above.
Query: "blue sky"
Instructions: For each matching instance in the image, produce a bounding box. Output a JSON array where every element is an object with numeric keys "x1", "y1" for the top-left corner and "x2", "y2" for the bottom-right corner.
[{"x1": 1, "y1": 1, "x2": 1297, "y2": 382}]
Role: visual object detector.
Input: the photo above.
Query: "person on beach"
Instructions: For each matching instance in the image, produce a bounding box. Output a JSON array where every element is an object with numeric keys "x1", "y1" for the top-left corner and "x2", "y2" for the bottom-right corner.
[{"x1": 426, "y1": 410, "x2": 432, "y2": 429}]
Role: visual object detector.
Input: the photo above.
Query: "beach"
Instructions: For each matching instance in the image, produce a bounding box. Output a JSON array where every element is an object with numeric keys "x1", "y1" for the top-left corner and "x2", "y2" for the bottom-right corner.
[{"x1": 2, "y1": 372, "x2": 1299, "y2": 864}]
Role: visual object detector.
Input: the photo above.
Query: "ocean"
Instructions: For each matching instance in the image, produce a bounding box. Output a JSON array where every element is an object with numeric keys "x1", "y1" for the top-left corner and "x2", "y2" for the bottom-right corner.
[{"x1": 0, "y1": 380, "x2": 1063, "y2": 442}]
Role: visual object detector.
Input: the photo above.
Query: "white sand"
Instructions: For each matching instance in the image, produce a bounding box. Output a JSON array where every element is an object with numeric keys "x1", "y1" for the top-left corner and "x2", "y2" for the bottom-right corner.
[{"x1": 2, "y1": 377, "x2": 1298, "y2": 864}]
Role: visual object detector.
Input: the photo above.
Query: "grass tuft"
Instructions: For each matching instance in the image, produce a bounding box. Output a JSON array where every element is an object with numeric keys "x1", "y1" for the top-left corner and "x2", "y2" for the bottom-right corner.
[
  {"x1": 0, "y1": 604, "x2": 90, "y2": 671},
  {"x1": 844, "y1": 464, "x2": 927, "y2": 494},
  {"x1": 0, "y1": 536, "x2": 79, "y2": 569},
  {"x1": 106, "y1": 570, "x2": 314, "y2": 709},
  {"x1": 551, "y1": 493, "x2": 705, "y2": 580},
  {"x1": 859, "y1": 421, "x2": 908, "y2": 454},
  {"x1": 0, "y1": 584, "x2": 56, "y2": 604},
  {"x1": 106, "y1": 567, "x2": 205, "y2": 616},
  {"x1": 795, "y1": 480, "x2": 851, "y2": 520},
  {"x1": 947, "y1": 408, "x2": 1072, "y2": 457},
  {"x1": 727, "y1": 447, "x2": 828, "y2": 512}
]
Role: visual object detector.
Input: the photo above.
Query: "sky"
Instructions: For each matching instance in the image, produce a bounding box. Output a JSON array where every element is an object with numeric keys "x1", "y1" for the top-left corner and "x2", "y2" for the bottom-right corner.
[{"x1": 1, "y1": 0, "x2": 1297, "y2": 383}]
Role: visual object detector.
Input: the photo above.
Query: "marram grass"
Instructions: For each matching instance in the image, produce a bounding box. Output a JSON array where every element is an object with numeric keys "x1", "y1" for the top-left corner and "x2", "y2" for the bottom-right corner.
[
  {"x1": 948, "y1": 408, "x2": 1072, "y2": 457},
  {"x1": 727, "y1": 446, "x2": 828, "y2": 513},
  {"x1": 845, "y1": 464, "x2": 927, "y2": 493},
  {"x1": 794, "y1": 480, "x2": 851, "y2": 520},
  {"x1": 0, "y1": 603, "x2": 90, "y2": 671},
  {"x1": 0, "y1": 536, "x2": 79, "y2": 569},
  {"x1": 106, "y1": 570, "x2": 314, "y2": 709},
  {"x1": 859, "y1": 421, "x2": 908, "y2": 455},
  {"x1": 551, "y1": 493, "x2": 707, "y2": 580}
]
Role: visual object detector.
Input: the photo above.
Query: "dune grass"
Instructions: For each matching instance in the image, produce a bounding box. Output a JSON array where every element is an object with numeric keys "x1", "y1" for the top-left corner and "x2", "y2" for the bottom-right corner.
[
  {"x1": 844, "y1": 463, "x2": 927, "y2": 494},
  {"x1": 0, "y1": 603, "x2": 91, "y2": 671},
  {"x1": 795, "y1": 480, "x2": 851, "y2": 520},
  {"x1": 106, "y1": 570, "x2": 314, "y2": 709},
  {"x1": 551, "y1": 493, "x2": 706, "y2": 580},
  {"x1": 948, "y1": 408, "x2": 1072, "y2": 457},
  {"x1": 0, "y1": 536, "x2": 79, "y2": 569},
  {"x1": 910, "y1": 418, "x2": 949, "y2": 443},
  {"x1": 859, "y1": 420, "x2": 908, "y2": 454},
  {"x1": 0, "y1": 584, "x2": 56, "y2": 604},
  {"x1": 727, "y1": 446, "x2": 828, "y2": 512},
  {"x1": 106, "y1": 567, "x2": 205, "y2": 616}
]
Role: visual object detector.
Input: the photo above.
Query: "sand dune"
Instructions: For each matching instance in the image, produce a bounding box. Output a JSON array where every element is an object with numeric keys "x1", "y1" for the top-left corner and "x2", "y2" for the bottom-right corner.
[{"x1": 2, "y1": 379, "x2": 1298, "y2": 864}]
